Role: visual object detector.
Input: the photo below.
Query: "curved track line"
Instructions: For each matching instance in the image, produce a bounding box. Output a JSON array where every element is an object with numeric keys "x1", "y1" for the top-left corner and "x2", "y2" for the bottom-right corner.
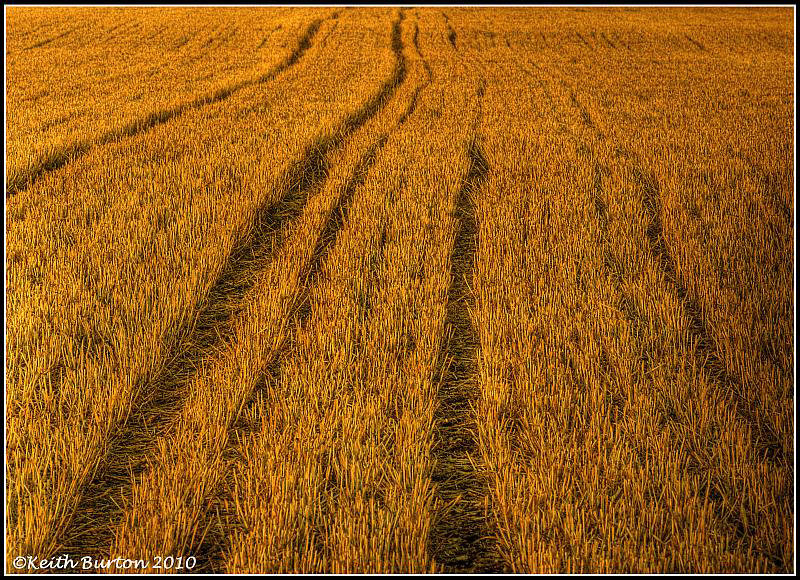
[
  {"x1": 6, "y1": 13, "x2": 335, "y2": 198},
  {"x1": 57, "y1": 9, "x2": 413, "y2": 570},
  {"x1": 501, "y1": 45, "x2": 789, "y2": 570},
  {"x1": 511, "y1": 50, "x2": 787, "y2": 466},
  {"x1": 633, "y1": 167, "x2": 787, "y2": 465},
  {"x1": 193, "y1": 12, "x2": 433, "y2": 572}
]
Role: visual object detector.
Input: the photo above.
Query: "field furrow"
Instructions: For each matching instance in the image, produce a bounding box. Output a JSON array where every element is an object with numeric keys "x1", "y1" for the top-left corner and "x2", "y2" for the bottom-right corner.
[
  {"x1": 57, "y1": 79, "x2": 346, "y2": 561},
  {"x1": 633, "y1": 164, "x2": 787, "y2": 461},
  {"x1": 6, "y1": 15, "x2": 331, "y2": 198},
  {"x1": 6, "y1": 8, "x2": 338, "y2": 198},
  {"x1": 6, "y1": 8, "x2": 394, "y2": 569},
  {"x1": 541, "y1": 53, "x2": 789, "y2": 459},
  {"x1": 101, "y1": 9, "x2": 416, "y2": 572},
  {"x1": 441, "y1": 8, "x2": 793, "y2": 572},
  {"x1": 532, "y1": 41, "x2": 793, "y2": 471},
  {"x1": 429, "y1": 124, "x2": 501, "y2": 572},
  {"x1": 223, "y1": 12, "x2": 483, "y2": 573}
]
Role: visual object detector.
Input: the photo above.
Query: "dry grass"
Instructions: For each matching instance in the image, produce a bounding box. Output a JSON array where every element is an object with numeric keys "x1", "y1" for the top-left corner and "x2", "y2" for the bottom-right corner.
[{"x1": 5, "y1": 6, "x2": 794, "y2": 574}]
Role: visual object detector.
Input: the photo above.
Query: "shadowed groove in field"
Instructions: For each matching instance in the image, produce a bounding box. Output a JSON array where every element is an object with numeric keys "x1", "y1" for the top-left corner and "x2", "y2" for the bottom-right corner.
[
  {"x1": 600, "y1": 31, "x2": 617, "y2": 49},
  {"x1": 194, "y1": 141, "x2": 395, "y2": 572},
  {"x1": 206, "y1": 5, "x2": 423, "y2": 464},
  {"x1": 165, "y1": 10, "x2": 418, "y2": 572},
  {"x1": 576, "y1": 31, "x2": 593, "y2": 50},
  {"x1": 6, "y1": 14, "x2": 334, "y2": 198},
  {"x1": 555, "y1": 78, "x2": 606, "y2": 140},
  {"x1": 401, "y1": 22, "x2": 432, "y2": 126},
  {"x1": 256, "y1": 26, "x2": 282, "y2": 50},
  {"x1": 536, "y1": 67, "x2": 788, "y2": 458},
  {"x1": 560, "y1": 70, "x2": 788, "y2": 566},
  {"x1": 291, "y1": 9, "x2": 423, "y2": 334},
  {"x1": 430, "y1": 126, "x2": 502, "y2": 572},
  {"x1": 534, "y1": 48, "x2": 782, "y2": 547},
  {"x1": 633, "y1": 167, "x2": 786, "y2": 465},
  {"x1": 613, "y1": 32, "x2": 632, "y2": 51},
  {"x1": 556, "y1": 25, "x2": 787, "y2": 441},
  {"x1": 441, "y1": 11, "x2": 457, "y2": 49},
  {"x1": 296, "y1": 11, "x2": 430, "y2": 339},
  {"x1": 57, "y1": 10, "x2": 410, "y2": 566},
  {"x1": 684, "y1": 34, "x2": 706, "y2": 51},
  {"x1": 633, "y1": 167, "x2": 788, "y2": 569},
  {"x1": 412, "y1": 19, "x2": 434, "y2": 82},
  {"x1": 56, "y1": 134, "x2": 326, "y2": 563},
  {"x1": 24, "y1": 25, "x2": 79, "y2": 50},
  {"x1": 192, "y1": 26, "x2": 423, "y2": 559}
]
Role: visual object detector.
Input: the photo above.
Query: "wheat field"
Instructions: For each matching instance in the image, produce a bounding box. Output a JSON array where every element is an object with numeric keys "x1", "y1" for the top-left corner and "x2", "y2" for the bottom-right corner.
[{"x1": 4, "y1": 6, "x2": 794, "y2": 574}]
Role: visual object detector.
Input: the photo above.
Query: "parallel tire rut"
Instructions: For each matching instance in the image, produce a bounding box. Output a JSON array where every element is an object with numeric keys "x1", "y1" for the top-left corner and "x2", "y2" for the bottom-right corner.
[
  {"x1": 430, "y1": 85, "x2": 502, "y2": 571},
  {"x1": 196, "y1": 134, "x2": 395, "y2": 575},
  {"x1": 194, "y1": 11, "x2": 433, "y2": 572},
  {"x1": 108, "y1": 10, "x2": 415, "y2": 572},
  {"x1": 58, "y1": 133, "x2": 320, "y2": 564},
  {"x1": 507, "y1": 48, "x2": 788, "y2": 567},
  {"x1": 634, "y1": 167, "x2": 787, "y2": 465},
  {"x1": 6, "y1": 13, "x2": 333, "y2": 198},
  {"x1": 528, "y1": 53, "x2": 788, "y2": 467}
]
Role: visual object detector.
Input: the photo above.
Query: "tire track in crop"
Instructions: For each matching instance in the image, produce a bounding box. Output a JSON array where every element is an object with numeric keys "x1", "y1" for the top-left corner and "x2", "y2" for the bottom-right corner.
[
  {"x1": 513, "y1": 51, "x2": 788, "y2": 564},
  {"x1": 58, "y1": 136, "x2": 323, "y2": 563},
  {"x1": 196, "y1": 137, "x2": 396, "y2": 574},
  {"x1": 633, "y1": 167, "x2": 786, "y2": 465},
  {"x1": 613, "y1": 32, "x2": 632, "y2": 51},
  {"x1": 103, "y1": 21, "x2": 132, "y2": 43},
  {"x1": 256, "y1": 26, "x2": 281, "y2": 50},
  {"x1": 576, "y1": 139, "x2": 654, "y2": 423},
  {"x1": 413, "y1": 19, "x2": 434, "y2": 82},
  {"x1": 6, "y1": 9, "x2": 331, "y2": 421},
  {"x1": 191, "y1": 138, "x2": 391, "y2": 574},
  {"x1": 577, "y1": 136, "x2": 745, "y2": 562},
  {"x1": 145, "y1": 25, "x2": 167, "y2": 42},
  {"x1": 629, "y1": 166, "x2": 788, "y2": 565},
  {"x1": 6, "y1": 13, "x2": 335, "y2": 198},
  {"x1": 430, "y1": 83, "x2": 503, "y2": 574},
  {"x1": 586, "y1": 124, "x2": 788, "y2": 567},
  {"x1": 503, "y1": 40, "x2": 791, "y2": 571},
  {"x1": 318, "y1": 20, "x2": 339, "y2": 48},
  {"x1": 172, "y1": 31, "x2": 195, "y2": 51},
  {"x1": 600, "y1": 31, "x2": 617, "y2": 49},
  {"x1": 684, "y1": 34, "x2": 706, "y2": 51},
  {"x1": 72, "y1": 10, "x2": 415, "y2": 572},
  {"x1": 587, "y1": 149, "x2": 777, "y2": 561},
  {"x1": 23, "y1": 24, "x2": 81, "y2": 50},
  {"x1": 542, "y1": 52, "x2": 788, "y2": 464},
  {"x1": 101, "y1": 20, "x2": 139, "y2": 45},
  {"x1": 11, "y1": 20, "x2": 50, "y2": 51},
  {"x1": 441, "y1": 11, "x2": 457, "y2": 49},
  {"x1": 196, "y1": 12, "x2": 435, "y2": 572},
  {"x1": 576, "y1": 31, "x2": 593, "y2": 50}
]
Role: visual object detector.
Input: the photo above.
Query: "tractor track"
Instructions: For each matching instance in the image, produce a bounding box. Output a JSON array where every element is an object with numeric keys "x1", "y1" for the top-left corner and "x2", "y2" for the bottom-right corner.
[
  {"x1": 429, "y1": 80, "x2": 505, "y2": 574},
  {"x1": 7, "y1": 13, "x2": 336, "y2": 198},
  {"x1": 192, "y1": 11, "x2": 441, "y2": 572},
  {"x1": 503, "y1": 46, "x2": 789, "y2": 569},
  {"x1": 60, "y1": 10, "x2": 416, "y2": 572}
]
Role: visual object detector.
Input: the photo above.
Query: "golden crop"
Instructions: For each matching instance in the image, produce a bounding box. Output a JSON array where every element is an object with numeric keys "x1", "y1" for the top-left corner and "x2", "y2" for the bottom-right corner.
[{"x1": 5, "y1": 6, "x2": 794, "y2": 574}]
